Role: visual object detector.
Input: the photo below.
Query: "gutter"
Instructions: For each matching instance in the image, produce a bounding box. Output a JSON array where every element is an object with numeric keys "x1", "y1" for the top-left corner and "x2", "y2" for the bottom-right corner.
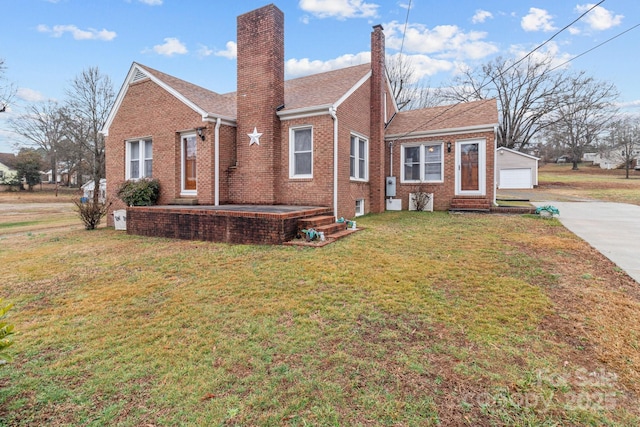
[
  {"x1": 214, "y1": 117, "x2": 221, "y2": 206},
  {"x1": 329, "y1": 106, "x2": 338, "y2": 220}
]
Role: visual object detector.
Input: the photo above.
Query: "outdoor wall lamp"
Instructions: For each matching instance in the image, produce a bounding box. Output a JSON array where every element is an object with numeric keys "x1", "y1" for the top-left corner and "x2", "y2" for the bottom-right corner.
[
  {"x1": 196, "y1": 127, "x2": 206, "y2": 141},
  {"x1": 447, "y1": 141, "x2": 452, "y2": 153}
]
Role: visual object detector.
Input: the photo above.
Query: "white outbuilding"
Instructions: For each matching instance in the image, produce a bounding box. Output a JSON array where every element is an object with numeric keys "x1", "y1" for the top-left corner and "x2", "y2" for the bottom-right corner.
[{"x1": 496, "y1": 147, "x2": 539, "y2": 189}]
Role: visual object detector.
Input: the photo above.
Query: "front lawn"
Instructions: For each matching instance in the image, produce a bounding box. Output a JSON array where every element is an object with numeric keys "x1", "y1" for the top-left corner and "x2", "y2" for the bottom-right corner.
[{"x1": 1, "y1": 211, "x2": 639, "y2": 425}]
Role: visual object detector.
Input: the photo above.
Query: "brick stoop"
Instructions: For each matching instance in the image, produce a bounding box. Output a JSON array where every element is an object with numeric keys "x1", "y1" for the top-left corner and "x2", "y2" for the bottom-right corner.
[
  {"x1": 449, "y1": 196, "x2": 492, "y2": 212},
  {"x1": 285, "y1": 215, "x2": 361, "y2": 247}
]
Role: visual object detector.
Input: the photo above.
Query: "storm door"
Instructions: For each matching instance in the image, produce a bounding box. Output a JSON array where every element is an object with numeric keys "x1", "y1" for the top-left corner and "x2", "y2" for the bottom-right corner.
[
  {"x1": 181, "y1": 134, "x2": 197, "y2": 195},
  {"x1": 455, "y1": 140, "x2": 485, "y2": 195}
]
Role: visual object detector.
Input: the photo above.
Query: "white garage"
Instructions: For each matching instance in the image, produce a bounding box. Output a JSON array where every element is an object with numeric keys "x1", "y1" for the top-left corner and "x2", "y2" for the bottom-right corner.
[{"x1": 496, "y1": 147, "x2": 539, "y2": 189}]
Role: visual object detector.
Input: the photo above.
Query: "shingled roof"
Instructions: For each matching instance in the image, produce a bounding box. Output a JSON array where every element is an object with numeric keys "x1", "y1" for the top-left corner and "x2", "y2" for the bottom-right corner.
[
  {"x1": 135, "y1": 62, "x2": 371, "y2": 120},
  {"x1": 0, "y1": 153, "x2": 17, "y2": 169},
  {"x1": 385, "y1": 99, "x2": 498, "y2": 138}
]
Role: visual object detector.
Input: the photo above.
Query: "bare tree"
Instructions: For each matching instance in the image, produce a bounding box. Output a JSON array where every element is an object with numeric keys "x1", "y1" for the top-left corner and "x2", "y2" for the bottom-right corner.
[
  {"x1": 0, "y1": 58, "x2": 16, "y2": 113},
  {"x1": 445, "y1": 55, "x2": 569, "y2": 151},
  {"x1": 386, "y1": 54, "x2": 442, "y2": 111},
  {"x1": 543, "y1": 73, "x2": 619, "y2": 170},
  {"x1": 64, "y1": 67, "x2": 114, "y2": 204},
  {"x1": 8, "y1": 100, "x2": 66, "y2": 183},
  {"x1": 606, "y1": 116, "x2": 640, "y2": 178}
]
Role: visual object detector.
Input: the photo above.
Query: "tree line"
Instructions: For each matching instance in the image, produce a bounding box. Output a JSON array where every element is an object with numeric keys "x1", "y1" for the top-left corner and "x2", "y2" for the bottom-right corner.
[
  {"x1": 388, "y1": 53, "x2": 639, "y2": 174},
  {"x1": 1, "y1": 63, "x2": 114, "y2": 199}
]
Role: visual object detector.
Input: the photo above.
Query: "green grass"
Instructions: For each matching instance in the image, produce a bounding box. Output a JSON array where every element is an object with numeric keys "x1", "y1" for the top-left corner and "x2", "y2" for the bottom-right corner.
[
  {"x1": 1, "y1": 211, "x2": 639, "y2": 425},
  {"x1": 0, "y1": 221, "x2": 40, "y2": 229}
]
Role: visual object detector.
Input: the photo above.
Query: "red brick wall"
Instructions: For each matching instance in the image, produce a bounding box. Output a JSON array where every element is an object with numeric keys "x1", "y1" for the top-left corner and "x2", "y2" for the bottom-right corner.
[
  {"x1": 337, "y1": 80, "x2": 372, "y2": 219},
  {"x1": 369, "y1": 25, "x2": 386, "y2": 215},
  {"x1": 105, "y1": 78, "x2": 216, "y2": 225},
  {"x1": 230, "y1": 4, "x2": 285, "y2": 204},
  {"x1": 387, "y1": 130, "x2": 496, "y2": 210},
  {"x1": 276, "y1": 116, "x2": 335, "y2": 208}
]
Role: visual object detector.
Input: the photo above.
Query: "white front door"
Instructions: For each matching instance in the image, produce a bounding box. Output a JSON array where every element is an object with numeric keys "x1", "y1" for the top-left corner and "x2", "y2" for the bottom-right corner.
[{"x1": 455, "y1": 139, "x2": 486, "y2": 196}]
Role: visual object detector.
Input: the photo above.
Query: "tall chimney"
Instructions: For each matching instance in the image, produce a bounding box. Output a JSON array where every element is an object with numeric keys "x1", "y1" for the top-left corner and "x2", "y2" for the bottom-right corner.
[
  {"x1": 369, "y1": 24, "x2": 386, "y2": 213},
  {"x1": 232, "y1": 4, "x2": 285, "y2": 204}
]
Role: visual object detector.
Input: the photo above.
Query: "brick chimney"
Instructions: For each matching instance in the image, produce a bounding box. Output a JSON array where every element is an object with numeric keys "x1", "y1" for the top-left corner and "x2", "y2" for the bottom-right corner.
[
  {"x1": 231, "y1": 4, "x2": 285, "y2": 204},
  {"x1": 369, "y1": 24, "x2": 386, "y2": 213}
]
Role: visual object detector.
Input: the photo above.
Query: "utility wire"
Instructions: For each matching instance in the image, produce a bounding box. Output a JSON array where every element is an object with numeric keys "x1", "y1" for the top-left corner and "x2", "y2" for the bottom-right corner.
[
  {"x1": 551, "y1": 23, "x2": 640, "y2": 72},
  {"x1": 390, "y1": 0, "x2": 610, "y2": 142},
  {"x1": 399, "y1": 0, "x2": 412, "y2": 57}
]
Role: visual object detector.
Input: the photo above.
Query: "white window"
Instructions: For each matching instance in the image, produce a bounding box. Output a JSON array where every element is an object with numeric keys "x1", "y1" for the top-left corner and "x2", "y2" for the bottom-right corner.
[
  {"x1": 290, "y1": 127, "x2": 313, "y2": 178},
  {"x1": 126, "y1": 139, "x2": 152, "y2": 179},
  {"x1": 350, "y1": 134, "x2": 368, "y2": 181},
  {"x1": 355, "y1": 199, "x2": 364, "y2": 216},
  {"x1": 401, "y1": 143, "x2": 443, "y2": 183}
]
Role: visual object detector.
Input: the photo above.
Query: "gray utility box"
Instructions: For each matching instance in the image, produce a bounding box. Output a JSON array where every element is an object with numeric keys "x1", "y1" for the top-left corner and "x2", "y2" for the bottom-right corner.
[{"x1": 386, "y1": 176, "x2": 396, "y2": 197}]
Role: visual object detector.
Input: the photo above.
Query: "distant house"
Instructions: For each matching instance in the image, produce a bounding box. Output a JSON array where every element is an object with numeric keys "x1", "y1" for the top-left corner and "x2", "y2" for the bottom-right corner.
[
  {"x1": 496, "y1": 147, "x2": 539, "y2": 189},
  {"x1": 0, "y1": 153, "x2": 18, "y2": 183},
  {"x1": 82, "y1": 179, "x2": 106, "y2": 203},
  {"x1": 102, "y1": 4, "x2": 499, "y2": 243}
]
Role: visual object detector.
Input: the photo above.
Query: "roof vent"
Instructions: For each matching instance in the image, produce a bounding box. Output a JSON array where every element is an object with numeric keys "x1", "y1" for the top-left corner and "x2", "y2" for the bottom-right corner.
[{"x1": 132, "y1": 69, "x2": 148, "y2": 83}]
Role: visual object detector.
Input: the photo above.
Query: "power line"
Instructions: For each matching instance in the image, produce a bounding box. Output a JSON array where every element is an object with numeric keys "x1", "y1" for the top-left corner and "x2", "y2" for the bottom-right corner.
[
  {"x1": 551, "y1": 23, "x2": 640, "y2": 72},
  {"x1": 389, "y1": 0, "x2": 609, "y2": 143},
  {"x1": 399, "y1": 0, "x2": 412, "y2": 57}
]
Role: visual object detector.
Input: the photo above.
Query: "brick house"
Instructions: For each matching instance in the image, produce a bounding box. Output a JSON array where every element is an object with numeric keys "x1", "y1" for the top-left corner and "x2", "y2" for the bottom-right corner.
[{"x1": 102, "y1": 4, "x2": 498, "y2": 243}]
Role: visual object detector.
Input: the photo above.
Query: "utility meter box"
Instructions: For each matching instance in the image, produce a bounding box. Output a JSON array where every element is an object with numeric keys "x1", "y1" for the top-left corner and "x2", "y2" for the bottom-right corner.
[{"x1": 386, "y1": 176, "x2": 396, "y2": 197}]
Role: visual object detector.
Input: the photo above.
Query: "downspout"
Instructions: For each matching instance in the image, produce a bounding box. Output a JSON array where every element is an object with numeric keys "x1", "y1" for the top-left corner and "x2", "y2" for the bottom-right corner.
[
  {"x1": 214, "y1": 117, "x2": 221, "y2": 206},
  {"x1": 493, "y1": 125, "x2": 498, "y2": 207},
  {"x1": 329, "y1": 106, "x2": 338, "y2": 220}
]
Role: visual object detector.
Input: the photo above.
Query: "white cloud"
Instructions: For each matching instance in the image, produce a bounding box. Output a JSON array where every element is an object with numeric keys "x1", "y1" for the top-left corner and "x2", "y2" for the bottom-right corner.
[
  {"x1": 521, "y1": 8, "x2": 556, "y2": 32},
  {"x1": 139, "y1": 0, "x2": 162, "y2": 5},
  {"x1": 151, "y1": 37, "x2": 188, "y2": 56},
  {"x1": 472, "y1": 10, "x2": 493, "y2": 24},
  {"x1": 388, "y1": 53, "x2": 454, "y2": 80},
  {"x1": 214, "y1": 41, "x2": 237, "y2": 60},
  {"x1": 286, "y1": 51, "x2": 371, "y2": 77},
  {"x1": 37, "y1": 24, "x2": 116, "y2": 41},
  {"x1": 197, "y1": 44, "x2": 213, "y2": 58},
  {"x1": 16, "y1": 88, "x2": 46, "y2": 103},
  {"x1": 298, "y1": 0, "x2": 379, "y2": 20},
  {"x1": 384, "y1": 21, "x2": 498, "y2": 61},
  {"x1": 575, "y1": 4, "x2": 623, "y2": 31},
  {"x1": 509, "y1": 41, "x2": 573, "y2": 70}
]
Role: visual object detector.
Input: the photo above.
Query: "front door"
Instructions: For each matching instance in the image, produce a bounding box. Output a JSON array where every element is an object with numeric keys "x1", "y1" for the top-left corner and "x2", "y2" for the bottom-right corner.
[
  {"x1": 182, "y1": 134, "x2": 197, "y2": 195},
  {"x1": 456, "y1": 139, "x2": 485, "y2": 195}
]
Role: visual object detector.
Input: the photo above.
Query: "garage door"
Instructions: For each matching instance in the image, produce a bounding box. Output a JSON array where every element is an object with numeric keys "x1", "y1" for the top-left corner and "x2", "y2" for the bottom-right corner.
[{"x1": 499, "y1": 168, "x2": 532, "y2": 189}]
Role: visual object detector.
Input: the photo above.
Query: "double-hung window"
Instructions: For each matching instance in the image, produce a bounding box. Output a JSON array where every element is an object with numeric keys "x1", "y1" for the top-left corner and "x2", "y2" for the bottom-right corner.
[
  {"x1": 401, "y1": 143, "x2": 443, "y2": 183},
  {"x1": 350, "y1": 134, "x2": 368, "y2": 181},
  {"x1": 290, "y1": 126, "x2": 313, "y2": 178},
  {"x1": 127, "y1": 139, "x2": 153, "y2": 179}
]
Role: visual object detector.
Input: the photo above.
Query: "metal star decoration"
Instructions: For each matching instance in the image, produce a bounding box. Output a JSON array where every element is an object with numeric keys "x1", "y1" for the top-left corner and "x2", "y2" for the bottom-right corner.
[{"x1": 248, "y1": 127, "x2": 262, "y2": 146}]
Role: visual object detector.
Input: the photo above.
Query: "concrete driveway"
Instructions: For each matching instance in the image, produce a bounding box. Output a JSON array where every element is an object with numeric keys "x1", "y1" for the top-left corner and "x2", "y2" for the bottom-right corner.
[{"x1": 532, "y1": 201, "x2": 640, "y2": 284}]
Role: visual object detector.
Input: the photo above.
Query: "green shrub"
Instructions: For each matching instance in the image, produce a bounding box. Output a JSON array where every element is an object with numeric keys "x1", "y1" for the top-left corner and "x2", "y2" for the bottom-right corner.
[
  {"x1": 0, "y1": 299, "x2": 15, "y2": 365},
  {"x1": 117, "y1": 179, "x2": 160, "y2": 206}
]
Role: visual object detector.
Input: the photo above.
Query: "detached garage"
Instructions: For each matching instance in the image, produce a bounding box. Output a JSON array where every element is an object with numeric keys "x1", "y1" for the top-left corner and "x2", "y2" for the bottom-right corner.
[{"x1": 496, "y1": 147, "x2": 539, "y2": 189}]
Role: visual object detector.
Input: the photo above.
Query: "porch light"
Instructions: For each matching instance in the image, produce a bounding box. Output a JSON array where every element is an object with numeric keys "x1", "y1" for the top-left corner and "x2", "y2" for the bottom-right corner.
[
  {"x1": 196, "y1": 127, "x2": 205, "y2": 141},
  {"x1": 447, "y1": 142, "x2": 451, "y2": 153}
]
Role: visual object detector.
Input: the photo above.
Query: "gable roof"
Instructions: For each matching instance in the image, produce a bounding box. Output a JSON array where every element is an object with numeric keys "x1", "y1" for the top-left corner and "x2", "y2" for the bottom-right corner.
[
  {"x1": 102, "y1": 62, "x2": 377, "y2": 135},
  {"x1": 497, "y1": 146, "x2": 540, "y2": 161},
  {"x1": 0, "y1": 153, "x2": 17, "y2": 170},
  {"x1": 385, "y1": 99, "x2": 498, "y2": 139}
]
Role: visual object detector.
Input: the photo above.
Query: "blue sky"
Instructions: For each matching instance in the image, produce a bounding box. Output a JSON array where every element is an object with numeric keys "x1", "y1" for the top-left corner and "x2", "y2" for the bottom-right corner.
[{"x1": 1, "y1": 0, "x2": 639, "y2": 153}]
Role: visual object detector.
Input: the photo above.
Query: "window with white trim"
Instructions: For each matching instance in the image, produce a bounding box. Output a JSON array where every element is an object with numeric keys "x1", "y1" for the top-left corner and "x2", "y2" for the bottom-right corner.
[
  {"x1": 350, "y1": 134, "x2": 368, "y2": 180},
  {"x1": 401, "y1": 143, "x2": 443, "y2": 183},
  {"x1": 355, "y1": 199, "x2": 364, "y2": 216},
  {"x1": 126, "y1": 139, "x2": 153, "y2": 179},
  {"x1": 290, "y1": 126, "x2": 313, "y2": 178}
]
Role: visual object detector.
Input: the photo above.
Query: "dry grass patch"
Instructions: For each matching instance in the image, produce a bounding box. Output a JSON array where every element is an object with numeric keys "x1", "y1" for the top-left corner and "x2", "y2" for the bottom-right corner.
[{"x1": 0, "y1": 211, "x2": 639, "y2": 426}]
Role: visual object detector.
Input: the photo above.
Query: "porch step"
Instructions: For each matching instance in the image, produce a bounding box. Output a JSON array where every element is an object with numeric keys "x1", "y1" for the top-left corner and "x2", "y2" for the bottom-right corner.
[
  {"x1": 169, "y1": 198, "x2": 199, "y2": 205},
  {"x1": 286, "y1": 215, "x2": 361, "y2": 247},
  {"x1": 297, "y1": 215, "x2": 336, "y2": 229},
  {"x1": 449, "y1": 197, "x2": 491, "y2": 212}
]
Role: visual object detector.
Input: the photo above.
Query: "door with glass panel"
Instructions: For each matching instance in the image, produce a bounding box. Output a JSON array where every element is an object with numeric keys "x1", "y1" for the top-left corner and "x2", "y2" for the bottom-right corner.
[{"x1": 182, "y1": 134, "x2": 197, "y2": 194}]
